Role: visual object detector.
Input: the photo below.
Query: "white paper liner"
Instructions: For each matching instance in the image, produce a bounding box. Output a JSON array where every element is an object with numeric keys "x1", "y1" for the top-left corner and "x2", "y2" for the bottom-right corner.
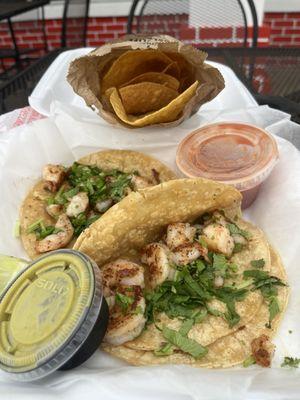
[{"x1": 0, "y1": 103, "x2": 299, "y2": 399}]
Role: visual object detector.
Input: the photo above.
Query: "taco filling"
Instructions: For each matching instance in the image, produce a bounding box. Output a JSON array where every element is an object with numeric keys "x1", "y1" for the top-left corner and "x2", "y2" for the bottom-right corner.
[
  {"x1": 26, "y1": 163, "x2": 159, "y2": 252},
  {"x1": 100, "y1": 211, "x2": 286, "y2": 363},
  {"x1": 19, "y1": 150, "x2": 176, "y2": 259}
]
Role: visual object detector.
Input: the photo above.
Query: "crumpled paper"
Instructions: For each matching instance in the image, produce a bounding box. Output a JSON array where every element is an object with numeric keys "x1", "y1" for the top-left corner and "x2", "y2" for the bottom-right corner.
[
  {"x1": 67, "y1": 35, "x2": 225, "y2": 128},
  {"x1": 0, "y1": 103, "x2": 300, "y2": 400}
]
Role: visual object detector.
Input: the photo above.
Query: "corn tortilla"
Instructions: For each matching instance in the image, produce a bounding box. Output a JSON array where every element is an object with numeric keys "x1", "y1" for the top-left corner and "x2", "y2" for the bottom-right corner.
[
  {"x1": 125, "y1": 220, "x2": 271, "y2": 351},
  {"x1": 103, "y1": 247, "x2": 288, "y2": 368}
]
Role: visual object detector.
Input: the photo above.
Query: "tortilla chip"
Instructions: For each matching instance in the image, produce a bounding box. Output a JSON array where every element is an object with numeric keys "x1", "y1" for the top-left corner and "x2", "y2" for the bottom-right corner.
[
  {"x1": 120, "y1": 72, "x2": 180, "y2": 91},
  {"x1": 118, "y1": 82, "x2": 178, "y2": 115},
  {"x1": 101, "y1": 50, "x2": 176, "y2": 93},
  {"x1": 20, "y1": 150, "x2": 176, "y2": 259},
  {"x1": 106, "y1": 81, "x2": 199, "y2": 127},
  {"x1": 164, "y1": 52, "x2": 196, "y2": 91}
]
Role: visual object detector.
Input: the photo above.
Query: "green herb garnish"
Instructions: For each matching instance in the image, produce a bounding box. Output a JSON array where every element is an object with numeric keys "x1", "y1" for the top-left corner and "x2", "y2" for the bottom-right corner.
[
  {"x1": 70, "y1": 213, "x2": 100, "y2": 236},
  {"x1": 162, "y1": 326, "x2": 208, "y2": 359},
  {"x1": 37, "y1": 162, "x2": 136, "y2": 241},
  {"x1": 250, "y1": 259, "x2": 265, "y2": 268},
  {"x1": 132, "y1": 305, "x2": 144, "y2": 315},
  {"x1": 178, "y1": 318, "x2": 194, "y2": 336},
  {"x1": 154, "y1": 343, "x2": 173, "y2": 356},
  {"x1": 13, "y1": 220, "x2": 20, "y2": 238},
  {"x1": 26, "y1": 219, "x2": 62, "y2": 240},
  {"x1": 27, "y1": 218, "x2": 44, "y2": 233},
  {"x1": 243, "y1": 269, "x2": 286, "y2": 327},
  {"x1": 281, "y1": 357, "x2": 300, "y2": 368},
  {"x1": 145, "y1": 256, "x2": 248, "y2": 331},
  {"x1": 115, "y1": 292, "x2": 134, "y2": 314},
  {"x1": 243, "y1": 355, "x2": 256, "y2": 368},
  {"x1": 213, "y1": 253, "x2": 228, "y2": 277},
  {"x1": 227, "y1": 223, "x2": 251, "y2": 239},
  {"x1": 233, "y1": 243, "x2": 246, "y2": 254}
]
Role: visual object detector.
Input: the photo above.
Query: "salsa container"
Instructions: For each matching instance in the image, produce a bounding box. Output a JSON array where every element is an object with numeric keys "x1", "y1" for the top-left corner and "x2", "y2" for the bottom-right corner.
[{"x1": 176, "y1": 122, "x2": 279, "y2": 208}]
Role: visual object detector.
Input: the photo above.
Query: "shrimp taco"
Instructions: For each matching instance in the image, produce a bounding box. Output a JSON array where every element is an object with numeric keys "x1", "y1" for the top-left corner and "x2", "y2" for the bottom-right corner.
[
  {"x1": 73, "y1": 178, "x2": 289, "y2": 368},
  {"x1": 20, "y1": 150, "x2": 176, "y2": 259}
]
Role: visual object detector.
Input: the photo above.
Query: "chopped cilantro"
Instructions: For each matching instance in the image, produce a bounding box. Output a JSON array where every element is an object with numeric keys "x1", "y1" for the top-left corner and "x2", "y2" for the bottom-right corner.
[
  {"x1": 154, "y1": 343, "x2": 174, "y2": 357},
  {"x1": 198, "y1": 237, "x2": 208, "y2": 248},
  {"x1": 207, "y1": 307, "x2": 223, "y2": 317},
  {"x1": 27, "y1": 218, "x2": 44, "y2": 233},
  {"x1": 243, "y1": 269, "x2": 286, "y2": 326},
  {"x1": 132, "y1": 305, "x2": 144, "y2": 315},
  {"x1": 281, "y1": 357, "x2": 300, "y2": 368},
  {"x1": 243, "y1": 269, "x2": 269, "y2": 281},
  {"x1": 13, "y1": 220, "x2": 20, "y2": 238},
  {"x1": 162, "y1": 326, "x2": 208, "y2": 359},
  {"x1": 109, "y1": 173, "x2": 132, "y2": 201},
  {"x1": 213, "y1": 253, "x2": 228, "y2": 278},
  {"x1": 179, "y1": 318, "x2": 194, "y2": 336},
  {"x1": 268, "y1": 296, "x2": 280, "y2": 323},
  {"x1": 70, "y1": 213, "x2": 100, "y2": 236},
  {"x1": 193, "y1": 309, "x2": 208, "y2": 323},
  {"x1": 250, "y1": 259, "x2": 265, "y2": 268},
  {"x1": 115, "y1": 292, "x2": 134, "y2": 314},
  {"x1": 233, "y1": 243, "x2": 246, "y2": 254},
  {"x1": 26, "y1": 219, "x2": 62, "y2": 240},
  {"x1": 46, "y1": 197, "x2": 55, "y2": 206},
  {"x1": 227, "y1": 223, "x2": 251, "y2": 239},
  {"x1": 190, "y1": 259, "x2": 206, "y2": 273},
  {"x1": 145, "y1": 254, "x2": 249, "y2": 331},
  {"x1": 243, "y1": 355, "x2": 256, "y2": 368}
]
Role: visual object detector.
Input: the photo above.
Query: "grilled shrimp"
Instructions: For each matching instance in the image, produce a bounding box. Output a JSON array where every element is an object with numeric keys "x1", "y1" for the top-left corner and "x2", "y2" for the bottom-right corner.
[
  {"x1": 35, "y1": 214, "x2": 74, "y2": 253},
  {"x1": 43, "y1": 164, "x2": 65, "y2": 192},
  {"x1": 202, "y1": 223, "x2": 234, "y2": 257},
  {"x1": 66, "y1": 192, "x2": 89, "y2": 218},
  {"x1": 131, "y1": 175, "x2": 152, "y2": 190},
  {"x1": 171, "y1": 242, "x2": 208, "y2": 265},
  {"x1": 95, "y1": 198, "x2": 113, "y2": 213},
  {"x1": 166, "y1": 222, "x2": 196, "y2": 250},
  {"x1": 46, "y1": 204, "x2": 63, "y2": 218},
  {"x1": 102, "y1": 260, "x2": 146, "y2": 346},
  {"x1": 141, "y1": 243, "x2": 175, "y2": 289},
  {"x1": 212, "y1": 211, "x2": 227, "y2": 227}
]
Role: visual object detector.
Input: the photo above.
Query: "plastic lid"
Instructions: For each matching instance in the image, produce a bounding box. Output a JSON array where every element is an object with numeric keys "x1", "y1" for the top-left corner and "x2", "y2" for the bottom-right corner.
[
  {"x1": 0, "y1": 249, "x2": 105, "y2": 381},
  {"x1": 176, "y1": 122, "x2": 279, "y2": 191}
]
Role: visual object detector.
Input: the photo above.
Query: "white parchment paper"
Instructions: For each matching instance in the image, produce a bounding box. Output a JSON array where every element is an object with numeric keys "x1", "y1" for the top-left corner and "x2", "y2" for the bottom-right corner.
[{"x1": 0, "y1": 103, "x2": 300, "y2": 400}]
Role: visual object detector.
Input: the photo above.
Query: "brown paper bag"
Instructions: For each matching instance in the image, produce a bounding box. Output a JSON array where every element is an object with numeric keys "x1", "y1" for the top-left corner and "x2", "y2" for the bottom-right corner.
[{"x1": 67, "y1": 35, "x2": 225, "y2": 129}]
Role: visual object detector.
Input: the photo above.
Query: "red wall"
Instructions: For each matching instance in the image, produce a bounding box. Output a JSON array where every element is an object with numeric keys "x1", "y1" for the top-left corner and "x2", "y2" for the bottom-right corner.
[
  {"x1": 264, "y1": 12, "x2": 300, "y2": 46},
  {"x1": 0, "y1": 12, "x2": 299, "y2": 62}
]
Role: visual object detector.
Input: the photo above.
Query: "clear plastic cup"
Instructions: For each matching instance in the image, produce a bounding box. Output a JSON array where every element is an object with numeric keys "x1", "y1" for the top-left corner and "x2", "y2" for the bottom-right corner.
[{"x1": 176, "y1": 122, "x2": 279, "y2": 209}]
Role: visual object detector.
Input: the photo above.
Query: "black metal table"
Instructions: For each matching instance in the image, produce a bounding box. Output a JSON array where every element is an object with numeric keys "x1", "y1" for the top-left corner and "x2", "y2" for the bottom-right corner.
[
  {"x1": 204, "y1": 47, "x2": 300, "y2": 124},
  {"x1": 1, "y1": 46, "x2": 300, "y2": 123},
  {"x1": 0, "y1": 0, "x2": 50, "y2": 70}
]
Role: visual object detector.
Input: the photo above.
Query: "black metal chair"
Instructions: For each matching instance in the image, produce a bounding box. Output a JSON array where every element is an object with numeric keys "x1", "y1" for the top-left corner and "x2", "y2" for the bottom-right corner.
[
  {"x1": 127, "y1": 0, "x2": 258, "y2": 48},
  {"x1": 61, "y1": 0, "x2": 90, "y2": 48},
  {"x1": 0, "y1": 1, "x2": 49, "y2": 76},
  {"x1": 0, "y1": 0, "x2": 90, "y2": 114}
]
